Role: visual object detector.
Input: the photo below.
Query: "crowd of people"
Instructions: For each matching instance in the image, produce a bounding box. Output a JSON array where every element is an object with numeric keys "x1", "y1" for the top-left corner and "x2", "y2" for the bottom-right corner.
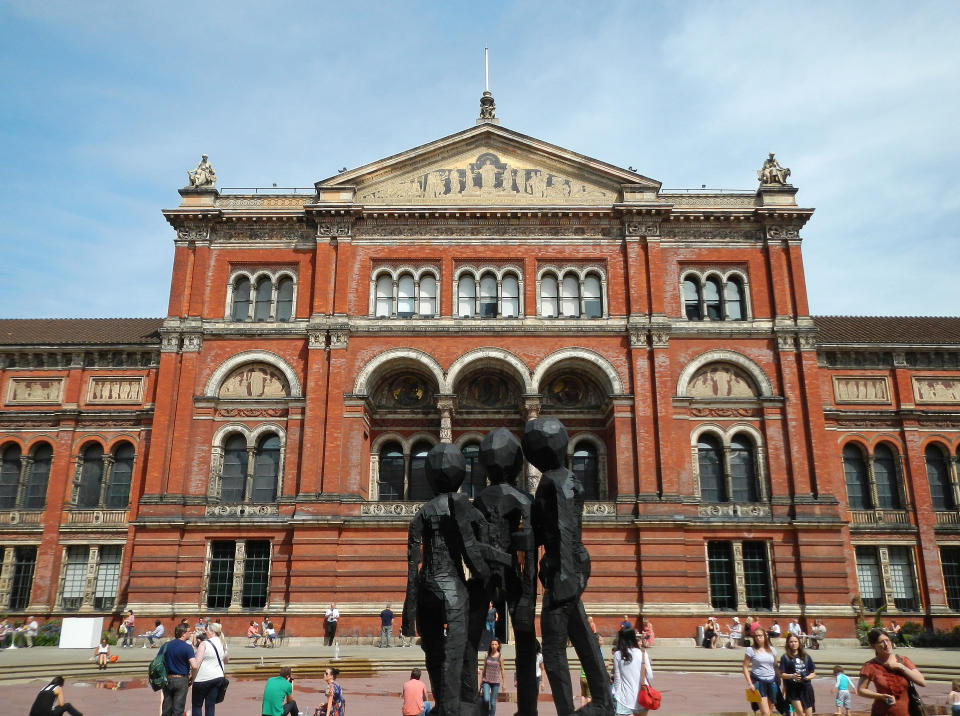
[
  {"x1": 0, "y1": 615, "x2": 39, "y2": 648},
  {"x1": 702, "y1": 614, "x2": 828, "y2": 650}
]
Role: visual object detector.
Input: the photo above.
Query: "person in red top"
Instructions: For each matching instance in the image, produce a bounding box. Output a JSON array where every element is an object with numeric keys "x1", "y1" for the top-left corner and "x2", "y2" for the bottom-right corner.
[
  {"x1": 857, "y1": 628, "x2": 927, "y2": 716},
  {"x1": 401, "y1": 668, "x2": 431, "y2": 716}
]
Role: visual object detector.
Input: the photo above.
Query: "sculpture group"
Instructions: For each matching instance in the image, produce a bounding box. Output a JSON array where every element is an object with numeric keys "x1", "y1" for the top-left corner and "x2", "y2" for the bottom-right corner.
[{"x1": 402, "y1": 418, "x2": 612, "y2": 716}]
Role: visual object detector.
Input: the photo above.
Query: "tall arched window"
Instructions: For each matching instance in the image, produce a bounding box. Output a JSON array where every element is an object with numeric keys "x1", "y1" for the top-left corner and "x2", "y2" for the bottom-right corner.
[
  {"x1": 583, "y1": 274, "x2": 602, "y2": 318},
  {"x1": 873, "y1": 444, "x2": 902, "y2": 510},
  {"x1": 925, "y1": 444, "x2": 955, "y2": 511},
  {"x1": 729, "y1": 435, "x2": 758, "y2": 502},
  {"x1": 24, "y1": 444, "x2": 51, "y2": 509},
  {"x1": 843, "y1": 444, "x2": 871, "y2": 510},
  {"x1": 540, "y1": 275, "x2": 559, "y2": 317},
  {"x1": 378, "y1": 443, "x2": 405, "y2": 500},
  {"x1": 683, "y1": 278, "x2": 702, "y2": 320},
  {"x1": 698, "y1": 435, "x2": 725, "y2": 502},
  {"x1": 408, "y1": 442, "x2": 433, "y2": 500},
  {"x1": 461, "y1": 443, "x2": 486, "y2": 498},
  {"x1": 419, "y1": 275, "x2": 437, "y2": 317},
  {"x1": 479, "y1": 274, "x2": 498, "y2": 318},
  {"x1": 375, "y1": 274, "x2": 393, "y2": 317},
  {"x1": 77, "y1": 444, "x2": 104, "y2": 508},
  {"x1": 106, "y1": 442, "x2": 134, "y2": 509},
  {"x1": 231, "y1": 277, "x2": 251, "y2": 321},
  {"x1": 275, "y1": 277, "x2": 294, "y2": 321},
  {"x1": 252, "y1": 434, "x2": 281, "y2": 503},
  {"x1": 0, "y1": 444, "x2": 21, "y2": 509},
  {"x1": 561, "y1": 275, "x2": 580, "y2": 317},
  {"x1": 724, "y1": 277, "x2": 745, "y2": 321},
  {"x1": 501, "y1": 275, "x2": 520, "y2": 318},
  {"x1": 397, "y1": 274, "x2": 416, "y2": 318},
  {"x1": 220, "y1": 434, "x2": 248, "y2": 503},
  {"x1": 254, "y1": 278, "x2": 273, "y2": 321},
  {"x1": 704, "y1": 277, "x2": 722, "y2": 320},
  {"x1": 458, "y1": 276, "x2": 476, "y2": 318},
  {"x1": 572, "y1": 443, "x2": 600, "y2": 500}
]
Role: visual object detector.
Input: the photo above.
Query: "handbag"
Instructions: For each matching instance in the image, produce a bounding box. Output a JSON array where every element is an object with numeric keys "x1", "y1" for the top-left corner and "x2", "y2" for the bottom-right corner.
[
  {"x1": 636, "y1": 649, "x2": 661, "y2": 711},
  {"x1": 209, "y1": 640, "x2": 230, "y2": 704},
  {"x1": 897, "y1": 657, "x2": 927, "y2": 716}
]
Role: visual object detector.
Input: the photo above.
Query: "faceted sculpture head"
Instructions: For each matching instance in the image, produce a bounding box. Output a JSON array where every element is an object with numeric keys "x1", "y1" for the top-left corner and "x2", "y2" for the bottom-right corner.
[
  {"x1": 522, "y1": 417, "x2": 568, "y2": 471},
  {"x1": 425, "y1": 442, "x2": 466, "y2": 494},
  {"x1": 479, "y1": 428, "x2": 524, "y2": 485}
]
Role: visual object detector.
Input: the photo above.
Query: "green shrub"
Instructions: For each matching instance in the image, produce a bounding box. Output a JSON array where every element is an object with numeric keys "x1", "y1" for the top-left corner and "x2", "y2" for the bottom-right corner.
[
  {"x1": 33, "y1": 619, "x2": 61, "y2": 646},
  {"x1": 855, "y1": 604, "x2": 887, "y2": 646}
]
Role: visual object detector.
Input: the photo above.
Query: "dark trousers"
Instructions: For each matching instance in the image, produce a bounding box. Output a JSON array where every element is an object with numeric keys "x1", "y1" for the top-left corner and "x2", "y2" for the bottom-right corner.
[
  {"x1": 325, "y1": 621, "x2": 338, "y2": 646},
  {"x1": 51, "y1": 705, "x2": 83, "y2": 716},
  {"x1": 162, "y1": 675, "x2": 190, "y2": 716},
  {"x1": 419, "y1": 587, "x2": 468, "y2": 716},
  {"x1": 191, "y1": 677, "x2": 222, "y2": 716},
  {"x1": 264, "y1": 701, "x2": 299, "y2": 716}
]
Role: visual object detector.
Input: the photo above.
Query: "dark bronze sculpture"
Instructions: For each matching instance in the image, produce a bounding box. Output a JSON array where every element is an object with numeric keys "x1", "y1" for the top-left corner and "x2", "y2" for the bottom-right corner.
[{"x1": 524, "y1": 418, "x2": 613, "y2": 716}]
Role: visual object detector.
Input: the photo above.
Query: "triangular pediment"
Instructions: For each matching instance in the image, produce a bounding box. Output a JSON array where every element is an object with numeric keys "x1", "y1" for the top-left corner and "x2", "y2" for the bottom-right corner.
[{"x1": 316, "y1": 124, "x2": 660, "y2": 206}]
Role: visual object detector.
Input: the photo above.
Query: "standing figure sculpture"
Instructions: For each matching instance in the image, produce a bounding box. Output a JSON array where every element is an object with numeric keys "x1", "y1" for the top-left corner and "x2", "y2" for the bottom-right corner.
[
  {"x1": 462, "y1": 428, "x2": 539, "y2": 716},
  {"x1": 188, "y1": 154, "x2": 217, "y2": 189},
  {"x1": 402, "y1": 443, "x2": 495, "y2": 716},
  {"x1": 523, "y1": 418, "x2": 613, "y2": 716}
]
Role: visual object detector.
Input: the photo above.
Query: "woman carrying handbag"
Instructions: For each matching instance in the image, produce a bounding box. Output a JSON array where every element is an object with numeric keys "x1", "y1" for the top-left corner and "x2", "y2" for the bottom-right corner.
[{"x1": 612, "y1": 626, "x2": 658, "y2": 714}]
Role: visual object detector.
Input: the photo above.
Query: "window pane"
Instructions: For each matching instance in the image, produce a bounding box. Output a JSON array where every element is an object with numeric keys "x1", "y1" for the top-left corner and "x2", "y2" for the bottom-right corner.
[
  {"x1": 561, "y1": 275, "x2": 580, "y2": 317},
  {"x1": 252, "y1": 435, "x2": 280, "y2": 503},
  {"x1": 724, "y1": 278, "x2": 745, "y2": 321},
  {"x1": 926, "y1": 445, "x2": 955, "y2": 511},
  {"x1": 221, "y1": 434, "x2": 247, "y2": 503},
  {"x1": 232, "y1": 277, "x2": 251, "y2": 321},
  {"x1": 730, "y1": 436, "x2": 758, "y2": 503},
  {"x1": 888, "y1": 546, "x2": 918, "y2": 611},
  {"x1": 704, "y1": 278, "x2": 722, "y2": 320},
  {"x1": 106, "y1": 443, "x2": 134, "y2": 509},
  {"x1": 874, "y1": 444, "x2": 901, "y2": 510},
  {"x1": 408, "y1": 442, "x2": 433, "y2": 501},
  {"x1": 419, "y1": 276, "x2": 437, "y2": 317},
  {"x1": 941, "y1": 546, "x2": 960, "y2": 611},
  {"x1": 378, "y1": 443, "x2": 404, "y2": 501},
  {"x1": 24, "y1": 444, "x2": 51, "y2": 509},
  {"x1": 207, "y1": 541, "x2": 236, "y2": 609},
  {"x1": 10, "y1": 546, "x2": 37, "y2": 611},
  {"x1": 78, "y1": 444, "x2": 104, "y2": 508},
  {"x1": 743, "y1": 541, "x2": 772, "y2": 610},
  {"x1": 855, "y1": 546, "x2": 884, "y2": 611},
  {"x1": 61, "y1": 545, "x2": 89, "y2": 611},
  {"x1": 461, "y1": 443, "x2": 485, "y2": 499},
  {"x1": 479, "y1": 274, "x2": 498, "y2": 318},
  {"x1": 683, "y1": 279, "x2": 702, "y2": 320},
  {"x1": 698, "y1": 436, "x2": 726, "y2": 502},
  {"x1": 398, "y1": 275, "x2": 415, "y2": 317},
  {"x1": 843, "y1": 444, "x2": 871, "y2": 510},
  {"x1": 707, "y1": 541, "x2": 736, "y2": 610},
  {"x1": 458, "y1": 277, "x2": 476, "y2": 318},
  {"x1": 94, "y1": 545, "x2": 122, "y2": 610},
  {"x1": 0, "y1": 444, "x2": 21, "y2": 509},
  {"x1": 275, "y1": 277, "x2": 294, "y2": 322},
  {"x1": 375, "y1": 275, "x2": 393, "y2": 317},
  {"x1": 501, "y1": 275, "x2": 519, "y2": 318},
  {"x1": 573, "y1": 444, "x2": 600, "y2": 500},
  {"x1": 242, "y1": 540, "x2": 270, "y2": 609},
  {"x1": 583, "y1": 275, "x2": 602, "y2": 318},
  {"x1": 540, "y1": 276, "x2": 558, "y2": 318},
  {"x1": 254, "y1": 278, "x2": 272, "y2": 321}
]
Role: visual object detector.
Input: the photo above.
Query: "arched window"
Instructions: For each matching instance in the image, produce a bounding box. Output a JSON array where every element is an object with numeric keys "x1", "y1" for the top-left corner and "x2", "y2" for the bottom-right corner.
[
  {"x1": 231, "y1": 277, "x2": 251, "y2": 321},
  {"x1": 704, "y1": 277, "x2": 722, "y2": 320},
  {"x1": 561, "y1": 274, "x2": 580, "y2": 317},
  {"x1": 729, "y1": 435, "x2": 758, "y2": 502},
  {"x1": 698, "y1": 435, "x2": 725, "y2": 502},
  {"x1": 458, "y1": 276, "x2": 476, "y2": 318},
  {"x1": 77, "y1": 443, "x2": 104, "y2": 508},
  {"x1": 106, "y1": 442, "x2": 134, "y2": 509},
  {"x1": 843, "y1": 444, "x2": 871, "y2": 510},
  {"x1": 221, "y1": 434, "x2": 248, "y2": 503},
  {"x1": 501, "y1": 275, "x2": 520, "y2": 318},
  {"x1": 540, "y1": 275, "x2": 559, "y2": 318},
  {"x1": 408, "y1": 442, "x2": 433, "y2": 500},
  {"x1": 583, "y1": 274, "x2": 602, "y2": 318},
  {"x1": 254, "y1": 278, "x2": 273, "y2": 322},
  {"x1": 461, "y1": 443, "x2": 486, "y2": 498},
  {"x1": 252, "y1": 434, "x2": 280, "y2": 503},
  {"x1": 683, "y1": 278, "x2": 702, "y2": 320},
  {"x1": 925, "y1": 444, "x2": 955, "y2": 511},
  {"x1": 378, "y1": 443, "x2": 405, "y2": 501},
  {"x1": 724, "y1": 277, "x2": 745, "y2": 321},
  {"x1": 375, "y1": 274, "x2": 393, "y2": 317},
  {"x1": 419, "y1": 275, "x2": 437, "y2": 318},
  {"x1": 275, "y1": 277, "x2": 294, "y2": 322},
  {"x1": 873, "y1": 444, "x2": 901, "y2": 510},
  {"x1": 572, "y1": 443, "x2": 600, "y2": 500},
  {"x1": 479, "y1": 274, "x2": 498, "y2": 318},
  {"x1": 397, "y1": 274, "x2": 416, "y2": 318},
  {"x1": 23, "y1": 444, "x2": 51, "y2": 509},
  {"x1": 0, "y1": 444, "x2": 21, "y2": 509}
]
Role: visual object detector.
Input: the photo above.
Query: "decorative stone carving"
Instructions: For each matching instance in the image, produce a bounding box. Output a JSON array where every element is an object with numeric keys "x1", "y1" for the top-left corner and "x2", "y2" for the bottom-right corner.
[
  {"x1": 218, "y1": 196, "x2": 308, "y2": 209},
  {"x1": 360, "y1": 501, "x2": 425, "y2": 517},
  {"x1": 650, "y1": 329, "x2": 670, "y2": 349},
  {"x1": 913, "y1": 377, "x2": 960, "y2": 404},
  {"x1": 699, "y1": 503, "x2": 771, "y2": 518},
  {"x1": 218, "y1": 363, "x2": 289, "y2": 399},
  {"x1": 625, "y1": 222, "x2": 660, "y2": 236},
  {"x1": 542, "y1": 373, "x2": 604, "y2": 409},
  {"x1": 797, "y1": 333, "x2": 818, "y2": 350},
  {"x1": 687, "y1": 364, "x2": 758, "y2": 399},
  {"x1": 479, "y1": 90, "x2": 496, "y2": 120},
  {"x1": 86, "y1": 377, "x2": 144, "y2": 404},
  {"x1": 582, "y1": 502, "x2": 616, "y2": 516},
  {"x1": 317, "y1": 222, "x2": 351, "y2": 237},
  {"x1": 628, "y1": 326, "x2": 647, "y2": 348},
  {"x1": 329, "y1": 328, "x2": 349, "y2": 349},
  {"x1": 458, "y1": 373, "x2": 520, "y2": 410},
  {"x1": 181, "y1": 333, "x2": 202, "y2": 353},
  {"x1": 665, "y1": 194, "x2": 757, "y2": 208},
  {"x1": 661, "y1": 226, "x2": 764, "y2": 242},
  {"x1": 832, "y1": 377, "x2": 891, "y2": 404},
  {"x1": 765, "y1": 226, "x2": 800, "y2": 241},
  {"x1": 776, "y1": 333, "x2": 796, "y2": 351},
  {"x1": 308, "y1": 330, "x2": 327, "y2": 350},
  {"x1": 216, "y1": 408, "x2": 286, "y2": 418},
  {"x1": 757, "y1": 153, "x2": 790, "y2": 185},
  {"x1": 176, "y1": 224, "x2": 210, "y2": 243},
  {"x1": 5, "y1": 378, "x2": 63, "y2": 405},
  {"x1": 373, "y1": 373, "x2": 430, "y2": 409},
  {"x1": 205, "y1": 504, "x2": 279, "y2": 517},
  {"x1": 690, "y1": 407, "x2": 761, "y2": 418},
  {"x1": 187, "y1": 154, "x2": 216, "y2": 188},
  {"x1": 161, "y1": 334, "x2": 180, "y2": 353}
]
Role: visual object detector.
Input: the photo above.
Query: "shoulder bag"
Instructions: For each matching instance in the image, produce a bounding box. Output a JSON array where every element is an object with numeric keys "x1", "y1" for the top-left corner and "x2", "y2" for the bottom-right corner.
[
  {"x1": 209, "y1": 640, "x2": 230, "y2": 704},
  {"x1": 897, "y1": 656, "x2": 927, "y2": 716},
  {"x1": 636, "y1": 648, "x2": 661, "y2": 711}
]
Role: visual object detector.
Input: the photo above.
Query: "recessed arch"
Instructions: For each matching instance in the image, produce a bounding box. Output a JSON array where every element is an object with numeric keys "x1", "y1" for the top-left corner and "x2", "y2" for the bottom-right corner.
[
  {"x1": 677, "y1": 350, "x2": 773, "y2": 398},
  {"x1": 205, "y1": 350, "x2": 302, "y2": 398},
  {"x1": 532, "y1": 348, "x2": 625, "y2": 395},
  {"x1": 354, "y1": 348, "x2": 445, "y2": 396},
  {"x1": 444, "y1": 347, "x2": 532, "y2": 393}
]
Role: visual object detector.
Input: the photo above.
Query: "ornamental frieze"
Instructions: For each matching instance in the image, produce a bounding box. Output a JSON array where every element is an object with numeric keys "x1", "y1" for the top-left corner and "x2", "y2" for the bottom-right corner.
[
  {"x1": 212, "y1": 224, "x2": 307, "y2": 243},
  {"x1": 660, "y1": 227, "x2": 763, "y2": 242},
  {"x1": 765, "y1": 226, "x2": 801, "y2": 241},
  {"x1": 690, "y1": 407, "x2": 761, "y2": 418},
  {"x1": 218, "y1": 196, "x2": 309, "y2": 209},
  {"x1": 355, "y1": 223, "x2": 616, "y2": 239},
  {"x1": 699, "y1": 503, "x2": 771, "y2": 518},
  {"x1": 664, "y1": 194, "x2": 756, "y2": 208},
  {"x1": 176, "y1": 224, "x2": 211, "y2": 243},
  {"x1": 216, "y1": 408, "x2": 287, "y2": 418},
  {"x1": 205, "y1": 504, "x2": 279, "y2": 517}
]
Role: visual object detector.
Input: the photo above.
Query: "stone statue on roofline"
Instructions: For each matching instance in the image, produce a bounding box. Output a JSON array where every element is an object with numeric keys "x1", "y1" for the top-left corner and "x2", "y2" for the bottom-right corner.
[
  {"x1": 758, "y1": 152, "x2": 791, "y2": 185},
  {"x1": 187, "y1": 154, "x2": 217, "y2": 189}
]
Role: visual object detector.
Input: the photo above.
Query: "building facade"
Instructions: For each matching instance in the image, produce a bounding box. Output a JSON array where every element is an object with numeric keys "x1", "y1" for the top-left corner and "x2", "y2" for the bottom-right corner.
[{"x1": 2, "y1": 117, "x2": 960, "y2": 639}]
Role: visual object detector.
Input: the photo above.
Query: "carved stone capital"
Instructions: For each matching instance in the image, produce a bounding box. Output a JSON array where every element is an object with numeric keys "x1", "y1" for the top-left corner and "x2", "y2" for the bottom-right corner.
[
  {"x1": 316, "y1": 221, "x2": 352, "y2": 240},
  {"x1": 625, "y1": 220, "x2": 660, "y2": 237},
  {"x1": 176, "y1": 222, "x2": 212, "y2": 244},
  {"x1": 649, "y1": 328, "x2": 670, "y2": 349},
  {"x1": 522, "y1": 395, "x2": 542, "y2": 420},
  {"x1": 628, "y1": 326, "x2": 647, "y2": 349},
  {"x1": 797, "y1": 332, "x2": 817, "y2": 351},
  {"x1": 328, "y1": 327, "x2": 349, "y2": 349},
  {"x1": 775, "y1": 332, "x2": 796, "y2": 351},
  {"x1": 764, "y1": 225, "x2": 800, "y2": 242},
  {"x1": 892, "y1": 351, "x2": 908, "y2": 368},
  {"x1": 160, "y1": 333, "x2": 180, "y2": 353},
  {"x1": 181, "y1": 333, "x2": 202, "y2": 353},
  {"x1": 308, "y1": 330, "x2": 328, "y2": 350}
]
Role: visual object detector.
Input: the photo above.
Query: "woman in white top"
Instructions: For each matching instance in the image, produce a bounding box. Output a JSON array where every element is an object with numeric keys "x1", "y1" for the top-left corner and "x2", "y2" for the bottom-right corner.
[
  {"x1": 743, "y1": 626, "x2": 779, "y2": 716},
  {"x1": 190, "y1": 622, "x2": 226, "y2": 716},
  {"x1": 95, "y1": 638, "x2": 110, "y2": 670},
  {"x1": 612, "y1": 626, "x2": 653, "y2": 715}
]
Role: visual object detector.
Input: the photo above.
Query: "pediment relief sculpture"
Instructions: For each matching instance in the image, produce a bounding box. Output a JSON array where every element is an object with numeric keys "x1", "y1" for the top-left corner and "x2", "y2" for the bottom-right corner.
[
  {"x1": 372, "y1": 372, "x2": 434, "y2": 410},
  {"x1": 218, "y1": 362, "x2": 289, "y2": 399},
  {"x1": 687, "y1": 363, "x2": 758, "y2": 399},
  {"x1": 356, "y1": 151, "x2": 615, "y2": 205}
]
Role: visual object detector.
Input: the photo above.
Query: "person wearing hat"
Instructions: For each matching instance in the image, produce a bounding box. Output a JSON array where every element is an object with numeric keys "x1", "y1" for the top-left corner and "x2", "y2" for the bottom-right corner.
[{"x1": 729, "y1": 617, "x2": 743, "y2": 647}]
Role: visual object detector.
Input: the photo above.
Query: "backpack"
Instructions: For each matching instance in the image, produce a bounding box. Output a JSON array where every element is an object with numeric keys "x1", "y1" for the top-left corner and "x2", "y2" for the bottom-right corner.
[{"x1": 148, "y1": 642, "x2": 169, "y2": 691}]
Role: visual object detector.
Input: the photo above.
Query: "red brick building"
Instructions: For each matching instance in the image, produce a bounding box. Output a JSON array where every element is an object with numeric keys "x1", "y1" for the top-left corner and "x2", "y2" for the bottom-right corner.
[{"x1": 2, "y1": 119, "x2": 959, "y2": 639}]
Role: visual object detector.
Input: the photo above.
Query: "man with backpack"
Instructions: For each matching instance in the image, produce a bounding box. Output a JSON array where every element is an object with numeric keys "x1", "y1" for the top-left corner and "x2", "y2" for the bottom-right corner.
[{"x1": 156, "y1": 623, "x2": 195, "y2": 716}]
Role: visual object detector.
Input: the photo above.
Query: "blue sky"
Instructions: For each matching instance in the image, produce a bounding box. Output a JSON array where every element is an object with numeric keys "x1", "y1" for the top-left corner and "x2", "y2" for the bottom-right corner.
[{"x1": 1, "y1": 1, "x2": 957, "y2": 319}]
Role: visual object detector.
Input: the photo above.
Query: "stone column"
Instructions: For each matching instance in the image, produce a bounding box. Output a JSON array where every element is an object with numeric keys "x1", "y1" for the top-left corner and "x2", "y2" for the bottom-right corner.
[
  {"x1": 230, "y1": 541, "x2": 246, "y2": 612},
  {"x1": 437, "y1": 396, "x2": 456, "y2": 443},
  {"x1": 98, "y1": 455, "x2": 115, "y2": 507},
  {"x1": 0, "y1": 547, "x2": 14, "y2": 606},
  {"x1": 733, "y1": 541, "x2": 748, "y2": 612},
  {"x1": 80, "y1": 545, "x2": 100, "y2": 611},
  {"x1": 523, "y1": 396, "x2": 542, "y2": 492}
]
